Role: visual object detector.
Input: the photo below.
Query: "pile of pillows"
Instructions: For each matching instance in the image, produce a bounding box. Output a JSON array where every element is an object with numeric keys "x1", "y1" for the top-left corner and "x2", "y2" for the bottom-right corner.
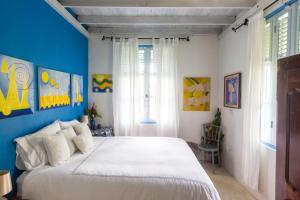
[{"x1": 15, "y1": 120, "x2": 94, "y2": 170}]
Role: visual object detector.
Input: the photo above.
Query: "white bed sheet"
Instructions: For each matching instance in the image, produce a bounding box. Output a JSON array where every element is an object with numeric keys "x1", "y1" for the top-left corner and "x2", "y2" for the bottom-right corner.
[{"x1": 18, "y1": 137, "x2": 220, "y2": 200}]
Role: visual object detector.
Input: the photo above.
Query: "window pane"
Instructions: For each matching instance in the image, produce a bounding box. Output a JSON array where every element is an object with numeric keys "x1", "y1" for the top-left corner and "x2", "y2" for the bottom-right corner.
[
  {"x1": 298, "y1": 4, "x2": 300, "y2": 53},
  {"x1": 138, "y1": 49, "x2": 145, "y2": 74},
  {"x1": 264, "y1": 21, "x2": 272, "y2": 61},
  {"x1": 277, "y1": 12, "x2": 289, "y2": 58},
  {"x1": 138, "y1": 46, "x2": 156, "y2": 123}
]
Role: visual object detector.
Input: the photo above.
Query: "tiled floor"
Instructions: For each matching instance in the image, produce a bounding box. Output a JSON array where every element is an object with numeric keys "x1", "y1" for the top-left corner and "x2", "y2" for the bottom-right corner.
[
  {"x1": 203, "y1": 163, "x2": 257, "y2": 200},
  {"x1": 188, "y1": 143, "x2": 256, "y2": 200}
]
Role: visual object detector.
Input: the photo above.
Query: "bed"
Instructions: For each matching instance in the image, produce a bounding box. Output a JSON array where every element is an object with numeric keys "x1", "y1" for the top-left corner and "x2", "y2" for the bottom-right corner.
[{"x1": 17, "y1": 136, "x2": 220, "y2": 200}]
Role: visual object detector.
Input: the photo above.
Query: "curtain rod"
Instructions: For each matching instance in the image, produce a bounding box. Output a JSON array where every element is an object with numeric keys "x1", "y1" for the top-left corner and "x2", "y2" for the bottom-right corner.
[
  {"x1": 231, "y1": 0, "x2": 279, "y2": 32},
  {"x1": 263, "y1": 0, "x2": 279, "y2": 11},
  {"x1": 232, "y1": 18, "x2": 249, "y2": 32},
  {"x1": 101, "y1": 36, "x2": 190, "y2": 42}
]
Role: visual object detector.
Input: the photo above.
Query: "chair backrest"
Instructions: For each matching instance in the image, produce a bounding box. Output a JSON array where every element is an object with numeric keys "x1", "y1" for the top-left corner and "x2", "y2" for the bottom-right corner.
[{"x1": 202, "y1": 123, "x2": 222, "y2": 148}]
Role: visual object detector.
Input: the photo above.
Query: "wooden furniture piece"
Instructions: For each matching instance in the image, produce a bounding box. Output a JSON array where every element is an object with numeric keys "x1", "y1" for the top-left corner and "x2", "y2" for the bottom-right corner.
[
  {"x1": 91, "y1": 127, "x2": 114, "y2": 137},
  {"x1": 198, "y1": 123, "x2": 221, "y2": 173},
  {"x1": 276, "y1": 54, "x2": 300, "y2": 200}
]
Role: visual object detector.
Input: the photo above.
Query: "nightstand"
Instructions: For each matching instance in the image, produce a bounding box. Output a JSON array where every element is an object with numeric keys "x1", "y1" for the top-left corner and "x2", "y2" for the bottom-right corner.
[{"x1": 91, "y1": 127, "x2": 114, "y2": 137}]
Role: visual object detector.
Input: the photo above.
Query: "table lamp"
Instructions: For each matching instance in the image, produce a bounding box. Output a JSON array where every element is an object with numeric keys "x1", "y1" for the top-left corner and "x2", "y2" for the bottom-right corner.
[
  {"x1": 81, "y1": 115, "x2": 89, "y2": 124},
  {"x1": 0, "y1": 171, "x2": 12, "y2": 200}
]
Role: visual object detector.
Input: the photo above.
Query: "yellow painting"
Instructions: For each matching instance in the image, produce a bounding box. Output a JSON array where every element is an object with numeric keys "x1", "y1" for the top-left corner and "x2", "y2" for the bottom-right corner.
[
  {"x1": 0, "y1": 54, "x2": 34, "y2": 119},
  {"x1": 92, "y1": 74, "x2": 112, "y2": 93},
  {"x1": 183, "y1": 77, "x2": 210, "y2": 111},
  {"x1": 72, "y1": 74, "x2": 83, "y2": 106},
  {"x1": 38, "y1": 67, "x2": 70, "y2": 110}
]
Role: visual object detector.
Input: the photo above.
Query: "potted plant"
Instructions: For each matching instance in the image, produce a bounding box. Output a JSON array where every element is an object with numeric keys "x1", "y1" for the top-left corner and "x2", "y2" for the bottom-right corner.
[
  {"x1": 201, "y1": 108, "x2": 223, "y2": 144},
  {"x1": 84, "y1": 103, "x2": 102, "y2": 130}
]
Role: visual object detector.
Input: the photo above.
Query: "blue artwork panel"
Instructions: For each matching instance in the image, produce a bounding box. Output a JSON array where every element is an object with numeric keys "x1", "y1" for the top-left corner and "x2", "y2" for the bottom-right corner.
[
  {"x1": 0, "y1": 54, "x2": 34, "y2": 119},
  {"x1": 38, "y1": 67, "x2": 70, "y2": 110},
  {"x1": 71, "y1": 74, "x2": 83, "y2": 106}
]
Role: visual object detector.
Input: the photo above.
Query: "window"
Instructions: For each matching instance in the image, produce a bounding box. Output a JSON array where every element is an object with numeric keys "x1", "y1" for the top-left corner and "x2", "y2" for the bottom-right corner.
[
  {"x1": 261, "y1": 1, "x2": 300, "y2": 148},
  {"x1": 261, "y1": 19, "x2": 277, "y2": 147},
  {"x1": 138, "y1": 45, "x2": 156, "y2": 123}
]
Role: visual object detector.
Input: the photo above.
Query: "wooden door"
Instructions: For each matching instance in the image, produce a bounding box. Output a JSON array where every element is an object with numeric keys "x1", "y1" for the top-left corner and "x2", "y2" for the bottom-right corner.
[{"x1": 276, "y1": 54, "x2": 300, "y2": 200}]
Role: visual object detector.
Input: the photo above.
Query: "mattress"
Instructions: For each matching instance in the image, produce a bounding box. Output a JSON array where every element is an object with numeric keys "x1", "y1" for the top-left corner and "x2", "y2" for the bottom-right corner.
[{"x1": 18, "y1": 137, "x2": 220, "y2": 200}]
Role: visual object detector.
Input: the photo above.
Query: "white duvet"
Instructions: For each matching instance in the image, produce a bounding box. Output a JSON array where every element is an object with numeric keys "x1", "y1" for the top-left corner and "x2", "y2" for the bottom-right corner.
[{"x1": 18, "y1": 137, "x2": 220, "y2": 200}]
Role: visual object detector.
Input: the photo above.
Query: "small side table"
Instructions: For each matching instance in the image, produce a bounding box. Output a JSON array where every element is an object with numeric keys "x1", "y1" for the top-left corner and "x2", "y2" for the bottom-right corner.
[{"x1": 91, "y1": 127, "x2": 114, "y2": 137}]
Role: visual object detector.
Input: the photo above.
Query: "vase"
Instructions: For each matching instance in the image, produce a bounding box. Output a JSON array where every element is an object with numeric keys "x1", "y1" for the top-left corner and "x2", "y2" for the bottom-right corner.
[{"x1": 90, "y1": 119, "x2": 96, "y2": 130}]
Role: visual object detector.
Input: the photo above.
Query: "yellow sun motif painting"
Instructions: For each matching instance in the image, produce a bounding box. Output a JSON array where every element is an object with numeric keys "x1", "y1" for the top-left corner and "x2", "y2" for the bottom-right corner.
[
  {"x1": 183, "y1": 77, "x2": 211, "y2": 111},
  {"x1": 38, "y1": 67, "x2": 70, "y2": 110}
]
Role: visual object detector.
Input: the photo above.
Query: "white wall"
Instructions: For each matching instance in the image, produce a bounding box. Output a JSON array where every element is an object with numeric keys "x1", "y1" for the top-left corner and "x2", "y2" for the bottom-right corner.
[
  {"x1": 88, "y1": 37, "x2": 114, "y2": 126},
  {"x1": 88, "y1": 35, "x2": 219, "y2": 143},
  {"x1": 218, "y1": 28, "x2": 276, "y2": 200},
  {"x1": 178, "y1": 36, "x2": 219, "y2": 143}
]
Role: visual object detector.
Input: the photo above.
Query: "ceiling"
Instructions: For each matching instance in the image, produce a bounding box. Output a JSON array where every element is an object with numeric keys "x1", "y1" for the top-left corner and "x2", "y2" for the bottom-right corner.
[{"x1": 58, "y1": 0, "x2": 258, "y2": 36}]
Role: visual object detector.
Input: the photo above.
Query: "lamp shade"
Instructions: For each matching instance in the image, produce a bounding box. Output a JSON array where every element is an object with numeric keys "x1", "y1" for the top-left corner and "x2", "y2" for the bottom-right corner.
[
  {"x1": 0, "y1": 171, "x2": 12, "y2": 196},
  {"x1": 81, "y1": 115, "x2": 89, "y2": 124}
]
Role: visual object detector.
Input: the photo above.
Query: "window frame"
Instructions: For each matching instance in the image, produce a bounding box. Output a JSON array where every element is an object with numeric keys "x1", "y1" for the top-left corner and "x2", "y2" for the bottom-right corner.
[{"x1": 296, "y1": 2, "x2": 300, "y2": 53}]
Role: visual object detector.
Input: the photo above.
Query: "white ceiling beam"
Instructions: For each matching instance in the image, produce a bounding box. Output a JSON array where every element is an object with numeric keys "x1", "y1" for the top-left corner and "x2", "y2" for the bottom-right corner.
[
  {"x1": 78, "y1": 16, "x2": 235, "y2": 26},
  {"x1": 60, "y1": 0, "x2": 254, "y2": 8},
  {"x1": 45, "y1": 0, "x2": 90, "y2": 38},
  {"x1": 88, "y1": 26, "x2": 222, "y2": 35}
]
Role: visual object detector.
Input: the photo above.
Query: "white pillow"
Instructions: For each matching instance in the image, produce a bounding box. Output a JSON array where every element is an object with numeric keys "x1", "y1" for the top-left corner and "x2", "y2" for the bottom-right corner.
[
  {"x1": 57, "y1": 127, "x2": 77, "y2": 155},
  {"x1": 15, "y1": 121, "x2": 61, "y2": 170},
  {"x1": 43, "y1": 135, "x2": 70, "y2": 166},
  {"x1": 73, "y1": 133, "x2": 93, "y2": 153},
  {"x1": 73, "y1": 123, "x2": 92, "y2": 136},
  {"x1": 59, "y1": 119, "x2": 80, "y2": 129}
]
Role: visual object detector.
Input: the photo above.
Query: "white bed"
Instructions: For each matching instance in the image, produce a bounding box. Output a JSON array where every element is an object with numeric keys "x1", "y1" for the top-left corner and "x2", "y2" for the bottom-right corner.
[{"x1": 17, "y1": 137, "x2": 220, "y2": 200}]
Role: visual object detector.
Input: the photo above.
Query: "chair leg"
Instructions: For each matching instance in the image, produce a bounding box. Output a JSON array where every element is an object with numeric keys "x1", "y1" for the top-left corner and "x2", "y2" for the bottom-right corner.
[{"x1": 212, "y1": 152, "x2": 215, "y2": 174}]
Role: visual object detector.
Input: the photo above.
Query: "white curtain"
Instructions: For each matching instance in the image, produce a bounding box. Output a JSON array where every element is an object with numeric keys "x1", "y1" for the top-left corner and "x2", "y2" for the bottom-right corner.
[
  {"x1": 152, "y1": 38, "x2": 179, "y2": 137},
  {"x1": 113, "y1": 38, "x2": 179, "y2": 137},
  {"x1": 113, "y1": 38, "x2": 140, "y2": 136},
  {"x1": 241, "y1": 11, "x2": 264, "y2": 190}
]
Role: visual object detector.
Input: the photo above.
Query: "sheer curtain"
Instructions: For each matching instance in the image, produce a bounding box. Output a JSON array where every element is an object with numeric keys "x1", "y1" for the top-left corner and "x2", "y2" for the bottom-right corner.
[
  {"x1": 152, "y1": 38, "x2": 179, "y2": 137},
  {"x1": 113, "y1": 38, "x2": 179, "y2": 137},
  {"x1": 113, "y1": 38, "x2": 141, "y2": 136},
  {"x1": 241, "y1": 11, "x2": 264, "y2": 191}
]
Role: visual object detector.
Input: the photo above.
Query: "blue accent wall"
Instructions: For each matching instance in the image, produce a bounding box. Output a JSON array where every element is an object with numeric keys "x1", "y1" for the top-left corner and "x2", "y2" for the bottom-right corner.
[{"x1": 0, "y1": 0, "x2": 88, "y2": 191}]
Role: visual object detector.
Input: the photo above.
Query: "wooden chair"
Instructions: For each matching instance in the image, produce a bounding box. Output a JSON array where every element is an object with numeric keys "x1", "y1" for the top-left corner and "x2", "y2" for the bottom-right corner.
[{"x1": 198, "y1": 123, "x2": 222, "y2": 173}]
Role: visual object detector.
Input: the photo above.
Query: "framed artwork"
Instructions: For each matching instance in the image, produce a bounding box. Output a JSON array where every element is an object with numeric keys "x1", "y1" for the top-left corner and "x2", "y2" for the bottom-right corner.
[
  {"x1": 92, "y1": 74, "x2": 112, "y2": 93},
  {"x1": 0, "y1": 54, "x2": 34, "y2": 119},
  {"x1": 38, "y1": 67, "x2": 70, "y2": 110},
  {"x1": 183, "y1": 77, "x2": 210, "y2": 111},
  {"x1": 224, "y1": 72, "x2": 241, "y2": 108},
  {"x1": 71, "y1": 74, "x2": 83, "y2": 106}
]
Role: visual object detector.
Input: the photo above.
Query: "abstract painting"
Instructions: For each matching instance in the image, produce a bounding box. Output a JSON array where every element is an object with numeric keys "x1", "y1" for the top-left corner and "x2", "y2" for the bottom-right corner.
[
  {"x1": 0, "y1": 54, "x2": 34, "y2": 119},
  {"x1": 224, "y1": 73, "x2": 241, "y2": 108},
  {"x1": 92, "y1": 74, "x2": 112, "y2": 93},
  {"x1": 183, "y1": 77, "x2": 210, "y2": 111},
  {"x1": 71, "y1": 74, "x2": 83, "y2": 106},
  {"x1": 38, "y1": 67, "x2": 70, "y2": 110}
]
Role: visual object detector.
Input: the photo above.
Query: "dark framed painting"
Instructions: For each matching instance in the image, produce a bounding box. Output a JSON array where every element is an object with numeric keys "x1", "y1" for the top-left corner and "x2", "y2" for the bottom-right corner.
[{"x1": 224, "y1": 73, "x2": 241, "y2": 109}]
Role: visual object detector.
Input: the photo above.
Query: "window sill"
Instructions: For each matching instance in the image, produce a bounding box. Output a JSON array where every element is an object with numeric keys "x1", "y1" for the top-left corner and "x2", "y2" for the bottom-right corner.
[
  {"x1": 260, "y1": 141, "x2": 276, "y2": 151},
  {"x1": 140, "y1": 120, "x2": 157, "y2": 125}
]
